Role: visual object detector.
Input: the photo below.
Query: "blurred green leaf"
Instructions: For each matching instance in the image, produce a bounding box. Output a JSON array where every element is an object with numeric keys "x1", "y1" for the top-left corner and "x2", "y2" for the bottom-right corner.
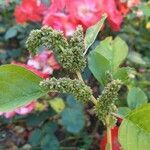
[
  {"x1": 84, "y1": 14, "x2": 107, "y2": 54},
  {"x1": 119, "y1": 104, "x2": 150, "y2": 150},
  {"x1": 113, "y1": 67, "x2": 133, "y2": 83},
  {"x1": 4, "y1": 26, "x2": 17, "y2": 40},
  {"x1": 0, "y1": 64, "x2": 48, "y2": 112},
  {"x1": 94, "y1": 36, "x2": 128, "y2": 71},
  {"x1": 61, "y1": 96, "x2": 85, "y2": 134},
  {"x1": 118, "y1": 107, "x2": 131, "y2": 118},
  {"x1": 49, "y1": 98, "x2": 65, "y2": 113},
  {"x1": 26, "y1": 110, "x2": 54, "y2": 127},
  {"x1": 88, "y1": 51, "x2": 111, "y2": 85},
  {"x1": 41, "y1": 134, "x2": 59, "y2": 150},
  {"x1": 29, "y1": 129, "x2": 42, "y2": 147},
  {"x1": 128, "y1": 51, "x2": 146, "y2": 65},
  {"x1": 139, "y1": 4, "x2": 150, "y2": 17},
  {"x1": 127, "y1": 87, "x2": 148, "y2": 109}
]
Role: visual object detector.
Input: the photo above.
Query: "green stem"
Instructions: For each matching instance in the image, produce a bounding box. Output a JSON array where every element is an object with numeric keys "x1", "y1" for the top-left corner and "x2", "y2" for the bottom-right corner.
[
  {"x1": 76, "y1": 71, "x2": 113, "y2": 150},
  {"x1": 76, "y1": 71, "x2": 97, "y2": 105}
]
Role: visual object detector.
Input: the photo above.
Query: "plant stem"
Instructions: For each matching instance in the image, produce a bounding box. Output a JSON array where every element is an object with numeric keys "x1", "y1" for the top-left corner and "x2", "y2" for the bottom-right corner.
[
  {"x1": 76, "y1": 71, "x2": 97, "y2": 105},
  {"x1": 106, "y1": 115, "x2": 112, "y2": 150},
  {"x1": 76, "y1": 71, "x2": 114, "y2": 150}
]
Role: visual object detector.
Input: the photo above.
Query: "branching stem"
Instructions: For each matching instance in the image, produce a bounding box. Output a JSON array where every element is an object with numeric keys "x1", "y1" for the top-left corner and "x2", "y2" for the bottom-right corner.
[{"x1": 76, "y1": 71, "x2": 97, "y2": 105}]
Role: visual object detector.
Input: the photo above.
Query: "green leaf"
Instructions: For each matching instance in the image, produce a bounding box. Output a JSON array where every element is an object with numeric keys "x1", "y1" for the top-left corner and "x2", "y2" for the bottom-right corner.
[
  {"x1": 94, "y1": 36, "x2": 128, "y2": 71},
  {"x1": 88, "y1": 51, "x2": 111, "y2": 85},
  {"x1": 113, "y1": 67, "x2": 133, "y2": 83},
  {"x1": 112, "y1": 37, "x2": 128, "y2": 69},
  {"x1": 127, "y1": 87, "x2": 148, "y2": 109},
  {"x1": 118, "y1": 107, "x2": 131, "y2": 118},
  {"x1": 29, "y1": 129, "x2": 42, "y2": 147},
  {"x1": 128, "y1": 51, "x2": 146, "y2": 65},
  {"x1": 26, "y1": 110, "x2": 54, "y2": 127},
  {"x1": 5, "y1": 27, "x2": 17, "y2": 40},
  {"x1": 49, "y1": 98, "x2": 65, "y2": 113},
  {"x1": 84, "y1": 14, "x2": 107, "y2": 54},
  {"x1": 61, "y1": 96, "x2": 85, "y2": 133},
  {"x1": 41, "y1": 134, "x2": 59, "y2": 150},
  {"x1": 42, "y1": 122, "x2": 58, "y2": 135},
  {"x1": 119, "y1": 104, "x2": 150, "y2": 150},
  {"x1": 0, "y1": 64, "x2": 47, "y2": 112},
  {"x1": 139, "y1": 4, "x2": 150, "y2": 17}
]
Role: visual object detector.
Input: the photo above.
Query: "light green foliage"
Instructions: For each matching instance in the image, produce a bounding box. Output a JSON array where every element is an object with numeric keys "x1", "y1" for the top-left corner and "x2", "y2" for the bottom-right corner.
[
  {"x1": 88, "y1": 51, "x2": 111, "y2": 85},
  {"x1": 61, "y1": 95, "x2": 85, "y2": 133},
  {"x1": 84, "y1": 14, "x2": 107, "y2": 53},
  {"x1": 4, "y1": 26, "x2": 17, "y2": 40},
  {"x1": 49, "y1": 98, "x2": 65, "y2": 113},
  {"x1": 0, "y1": 64, "x2": 47, "y2": 112},
  {"x1": 128, "y1": 51, "x2": 146, "y2": 65},
  {"x1": 29, "y1": 122, "x2": 59, "y2": 150},
  {"x1": 95, "y1": 79, "x2": 122, "y2": 124},
  {"x1": 40, "y1": 77, "x2": 92, "y2": 103},
  {"x1": 117, "y1": 107, "x2": 131, "y2": 118},
  {"x1": 127, "y1": 87, "x2": 148, "y2": 109},
  {"x1": 88, "y1": 36, "x2": 129, "y2": 85},
  {"x1": 119, "y1": 104, "x2": 150, "y2": 150}
]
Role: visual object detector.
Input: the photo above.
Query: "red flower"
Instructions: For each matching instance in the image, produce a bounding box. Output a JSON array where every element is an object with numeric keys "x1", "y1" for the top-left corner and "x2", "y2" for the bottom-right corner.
[
  {"x1": 66, "y1": 0, "x2": 103, "y2": 29},
  {"x1": 115, "y1": 0, "x2": 141, "y2": 16},
  {"x1": 43, "y1": 12, "x2": 78, "y2": 36},
  {"x1": 14, "y1": 0, "x2": 46, "y2": 24},
  {"x1": 43, "y1": 0, "x2": 123, "y2": 35},
  {"x1": 100, "y1": 126, "x2": 121, "y2": 150},
  {"x1": 101, "y1": 0, "x2": 123, "y2": 31}
]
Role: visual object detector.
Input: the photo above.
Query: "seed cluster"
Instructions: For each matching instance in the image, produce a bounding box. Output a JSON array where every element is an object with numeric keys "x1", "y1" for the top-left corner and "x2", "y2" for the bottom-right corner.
[
  {"x1": 95, "y1": 79, "x2": 122, "y2": 124},
  {"x1": 40, "y1": 77, "x2": 92, "y2": 103},
  {"x1": 26, "y1": 26, "x2": 86, "y2": 72}
]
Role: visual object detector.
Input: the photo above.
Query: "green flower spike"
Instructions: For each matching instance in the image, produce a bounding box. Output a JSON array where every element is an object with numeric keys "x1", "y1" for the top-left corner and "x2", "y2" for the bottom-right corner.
[
  {"x1": 95, "y1": 79, "x2": 122, "y2": 124},
  {"x1": 40, "y1": 77, "x2": 92, "y2": 103}
]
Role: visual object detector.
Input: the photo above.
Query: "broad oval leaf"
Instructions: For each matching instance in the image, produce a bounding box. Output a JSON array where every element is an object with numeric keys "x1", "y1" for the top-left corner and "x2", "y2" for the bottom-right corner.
[
  {"x1": 5, "y1": 26, "x2": 17, "y2": 40},
  {"x1": 127, "y1": 87, "x2": 148, "y2": 109},
  {"x1": 84, "y1": 14, "x2": 107, "y2": 55},
  {"x1": 61, "y1": 96, "x2": 85, "y2": 133},
  {"x1": 88, "y1": 51, "x2": 111, "y2": 85},
  {"x1": 94, "y1": 36, "x2": 128, "y2": 71},
  {"x1": 0, "y1": 64, "x2": 47, "y2": 112},
  {"x1": 119, "y1": 104, "x2": 150, "y2": 150}
]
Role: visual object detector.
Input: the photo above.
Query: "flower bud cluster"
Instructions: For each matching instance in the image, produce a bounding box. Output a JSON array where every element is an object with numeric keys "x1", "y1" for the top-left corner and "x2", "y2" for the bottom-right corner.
[
  {"x1": 40, "y1": 77, "x2": 92, "y2": 103},
  {"x1": 68, "y1": 26, "x2": 86, "y2": 72},
  {"x1": 26, "y1": 26, "x2": 86, "y2": 72},
  {"x1": 26, "y1": 30, "x2": 43, "y2": 55},
  {"x1": 95, "y1": 79, "x2": 122, "y2": 124}
]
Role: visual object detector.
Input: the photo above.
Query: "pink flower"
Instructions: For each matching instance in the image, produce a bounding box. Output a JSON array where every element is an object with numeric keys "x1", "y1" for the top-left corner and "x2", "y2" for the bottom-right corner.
[
  {"x1": 66, "y1": 0, "x2": 103, "y2": 29},
  {"x1": 0, "y1": 101, "x2": 36, "y2": 118},
  {"x1": 27, "y1": 50, "x2": 61, "y2": 75},
  {"x1": 43, "y1": 9, "x2": 78, "y2": 36},
  {"x1": 14, "y1": 0, "x2": 46, "y2": 24},
  {"x1": 43, "y1": 0, "x2": 123, "y2": 34},
  {"x1": 101, "y1": 0, "x2": 123, "y2": 31},
  {"x1": 15, "y1": 101, "x2": 36, "y2": 115},
  {"x1": 127, "y1": 0, "x2": 141, "y2": 8}
]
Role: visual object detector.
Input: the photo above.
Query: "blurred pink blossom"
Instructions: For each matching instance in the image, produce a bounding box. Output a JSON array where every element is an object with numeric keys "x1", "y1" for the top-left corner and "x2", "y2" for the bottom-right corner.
[{"x1": 0, "y1": 101, "x2": 36, "y2": 118}]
